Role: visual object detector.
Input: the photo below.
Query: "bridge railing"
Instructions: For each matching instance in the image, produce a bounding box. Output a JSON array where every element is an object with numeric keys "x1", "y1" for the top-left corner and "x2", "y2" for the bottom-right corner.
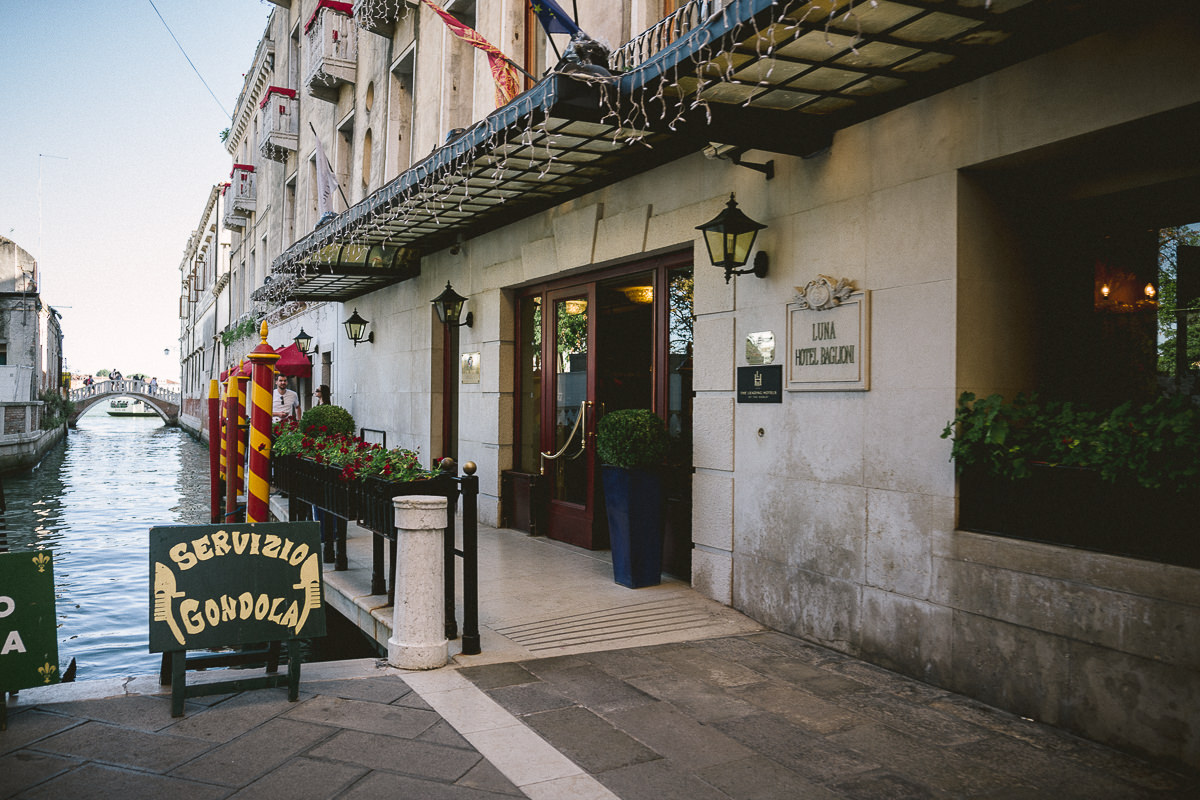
[{"x1": 69, "y1": 379, "x2": 181, "y2": 407}]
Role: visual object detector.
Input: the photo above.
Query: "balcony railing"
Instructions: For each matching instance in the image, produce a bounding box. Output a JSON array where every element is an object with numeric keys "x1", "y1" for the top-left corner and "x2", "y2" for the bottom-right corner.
[
  {"x1": 611, "y1": 0, "x2": 728, "y2": 73},
  {"x1": 228, "y1": 164, "x2": 256, "y2": 215},
  {"x1": 259, "y1": 86, "x2": 299, "y2": 162},
  {"x1": 304, "y1": 1, "x2": 357, "y2": 102},
  {"x1": 353, "y1": 0, "x2": 400, "y2": 37},
  {"x1": 222, "y1": 182, "x2": 248, "y2": 230}
]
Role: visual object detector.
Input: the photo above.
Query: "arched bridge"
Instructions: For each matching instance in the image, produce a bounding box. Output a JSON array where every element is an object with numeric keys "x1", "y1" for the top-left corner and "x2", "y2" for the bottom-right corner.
[{"x1": 68, "y1": 380, "x2": 181, "y2": 427}]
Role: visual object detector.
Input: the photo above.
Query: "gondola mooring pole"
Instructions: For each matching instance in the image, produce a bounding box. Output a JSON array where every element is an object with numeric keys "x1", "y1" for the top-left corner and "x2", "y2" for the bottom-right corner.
[
  {"x1": 208, "y1": 379, "x2": 221, "y2": 523},
  {"x1": 245, "y1": 322, "x2": 280, "y2": 523}
]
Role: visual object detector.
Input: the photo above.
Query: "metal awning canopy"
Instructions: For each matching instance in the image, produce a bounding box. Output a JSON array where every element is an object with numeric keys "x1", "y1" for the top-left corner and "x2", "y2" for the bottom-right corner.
[{"x1": 263, "y1": 0, "x2": 1154, "y2": 303}]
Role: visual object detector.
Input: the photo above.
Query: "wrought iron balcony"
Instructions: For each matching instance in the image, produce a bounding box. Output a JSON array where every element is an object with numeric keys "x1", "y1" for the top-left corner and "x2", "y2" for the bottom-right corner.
[
  {"x1": 259, "y1": 86, "x2": 299, "y2": 162},
  {"x1": 305, "y1": 1, "x2": 358, "y2": 102},
  {"x1": 611, "y1": 0, "x2": 728, "y2": 72}
]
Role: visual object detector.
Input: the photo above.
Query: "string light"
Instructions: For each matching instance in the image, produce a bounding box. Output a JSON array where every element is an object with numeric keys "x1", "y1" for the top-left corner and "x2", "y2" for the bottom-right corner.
[{"x1": 253, "y1": 0, "x2": 993, "y2": 311}]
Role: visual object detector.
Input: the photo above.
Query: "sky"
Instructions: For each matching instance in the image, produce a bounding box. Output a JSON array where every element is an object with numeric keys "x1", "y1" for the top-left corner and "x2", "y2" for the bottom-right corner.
[{"x1": 0, "y1": 0, "x2": 274, "y2": 380}]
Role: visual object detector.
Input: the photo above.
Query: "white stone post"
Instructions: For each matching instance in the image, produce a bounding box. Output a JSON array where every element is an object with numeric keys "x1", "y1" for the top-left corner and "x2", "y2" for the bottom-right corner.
[{"x1": 388, "y1": 495, "x2": 448, "y2": 669}]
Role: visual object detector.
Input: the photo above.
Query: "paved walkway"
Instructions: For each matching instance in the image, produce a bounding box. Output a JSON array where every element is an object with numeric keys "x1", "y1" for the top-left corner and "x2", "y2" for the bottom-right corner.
[{"x1": 3, "y1": 520, "x2": 1198, "y2": 798}]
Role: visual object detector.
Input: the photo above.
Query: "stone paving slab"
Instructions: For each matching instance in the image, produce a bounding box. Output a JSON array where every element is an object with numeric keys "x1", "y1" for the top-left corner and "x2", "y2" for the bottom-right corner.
[{"x1": 461, "y1": 633, "x2": 1200, "y2": 800}]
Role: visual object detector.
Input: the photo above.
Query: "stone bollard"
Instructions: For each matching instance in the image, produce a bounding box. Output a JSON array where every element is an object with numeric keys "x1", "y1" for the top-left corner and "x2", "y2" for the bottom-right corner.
[{"x1": 388, "y1": 495, "x2": 448, "y2": 669}]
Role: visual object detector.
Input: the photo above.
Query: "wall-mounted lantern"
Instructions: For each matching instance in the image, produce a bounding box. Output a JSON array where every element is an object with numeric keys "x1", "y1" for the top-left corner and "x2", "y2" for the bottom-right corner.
[
  {"x1": 696, "y1": 193, "x2": 769, "y2": 284},
  {"x1": 432, "y1": 281, "x2": 473, "y2": 327},
  {"x1": 343, "y1": 309, "x2": 374, "y2": 345},
  {"x1": 293, "y1": 328, "x2": 313, "y2": 354}
]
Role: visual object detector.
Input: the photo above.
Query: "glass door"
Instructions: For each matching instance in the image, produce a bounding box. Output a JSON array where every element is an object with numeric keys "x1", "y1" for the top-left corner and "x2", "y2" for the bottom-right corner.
[
  {"x1": 542, "y1": 287, "x2": 598, "y2": 547},
  {"x1": 513, "y1": 253, "x2": 693, "y2": 554}
]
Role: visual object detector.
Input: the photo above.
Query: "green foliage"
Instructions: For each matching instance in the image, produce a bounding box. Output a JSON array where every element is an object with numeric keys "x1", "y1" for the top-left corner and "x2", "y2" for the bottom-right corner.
[
  {"x1": 39, "y1": 390, "x2": 75, "y2": 430},
  {"x1": 1156, "y1": 226, "x2": 1200, "y2": 373},
  {"x1": 942, "y1": 392, "x2": 1200, "y2": 492},
  {"x1": 299, "y1": 404, "x2": 356, "y2": 438},
  {"x1": 596, "y1": 409, "x2": 669, "y2": 470},
  {"x1": 272, "y1": 418, "x2": 429, "y2": 483},
  {"x1": 219, "y1": 127, "x2": 231, "y2": 143},
  {"x1": 220, "y1": 318, "x2": 259, "y2": 347}
]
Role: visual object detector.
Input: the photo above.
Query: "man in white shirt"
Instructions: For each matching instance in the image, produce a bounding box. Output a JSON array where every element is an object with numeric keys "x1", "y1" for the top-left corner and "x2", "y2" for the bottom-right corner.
[{"x1": 272, "y1": 374, "x2": 300, "y2": 422}]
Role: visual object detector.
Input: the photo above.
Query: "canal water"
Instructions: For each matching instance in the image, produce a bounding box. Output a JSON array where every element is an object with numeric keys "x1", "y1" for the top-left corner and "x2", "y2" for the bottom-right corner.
[{"x1": 1, "y1": 409, "x2": 373, "y2": 682}]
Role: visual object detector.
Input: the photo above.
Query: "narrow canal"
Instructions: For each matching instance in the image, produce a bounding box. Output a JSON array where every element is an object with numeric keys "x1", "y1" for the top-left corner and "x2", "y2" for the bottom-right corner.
[{"x1": 1, "y1": 409, "x2": 372, "y2": 682}]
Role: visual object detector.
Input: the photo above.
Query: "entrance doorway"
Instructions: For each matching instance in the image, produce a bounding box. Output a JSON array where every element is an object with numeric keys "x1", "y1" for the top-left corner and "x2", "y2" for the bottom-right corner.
[{"x1": 513, "y1": 251, "x2": 694, "y2": 577}]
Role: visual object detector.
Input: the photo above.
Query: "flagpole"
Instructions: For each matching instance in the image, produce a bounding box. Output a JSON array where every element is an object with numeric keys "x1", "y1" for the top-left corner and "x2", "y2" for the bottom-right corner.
[{"x1": 308, "y1": 122, "x2": 351, "y2": 212}]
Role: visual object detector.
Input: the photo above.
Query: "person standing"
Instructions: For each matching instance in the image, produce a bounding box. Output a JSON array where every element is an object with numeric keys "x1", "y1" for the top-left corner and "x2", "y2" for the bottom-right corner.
[
  {"x1": 315, "y1": 384, "x2": 331, "y2": 405},
  {"x1": 272, "y1": 374, "x2": 300, "y2": 422},
  {"x1": 149, "y1": 377, "x2": 158, "y2": 395}
]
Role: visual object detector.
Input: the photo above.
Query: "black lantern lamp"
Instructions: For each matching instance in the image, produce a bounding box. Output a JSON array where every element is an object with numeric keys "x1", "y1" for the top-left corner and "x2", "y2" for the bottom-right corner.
[
  {"x1": 431, "y1": 281, "x2": 473, "y2": 327},
  {"x1": 343, "y1": 309, "x2": 374, "y2": 345},
  {"x1": 696, "y1": 193, "x2": 769, "y2": 283},
  {"x1": 293, "y1": 327, "x2": 313, "y2": 354}
]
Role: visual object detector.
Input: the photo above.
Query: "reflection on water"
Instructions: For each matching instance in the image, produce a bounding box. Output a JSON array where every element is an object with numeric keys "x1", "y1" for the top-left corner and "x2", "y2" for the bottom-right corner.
[{"x1": 1, "y1": 412, "x2": 212, "y2": 680}]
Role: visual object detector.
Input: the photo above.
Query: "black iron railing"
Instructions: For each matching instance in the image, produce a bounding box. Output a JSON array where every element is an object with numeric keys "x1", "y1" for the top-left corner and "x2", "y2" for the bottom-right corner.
[{"x1": 272, "y1": 455, "x2": 480, "y2": 655}]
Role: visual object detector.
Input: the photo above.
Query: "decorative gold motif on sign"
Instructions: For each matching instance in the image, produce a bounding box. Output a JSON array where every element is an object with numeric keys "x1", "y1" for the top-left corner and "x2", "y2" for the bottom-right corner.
[
  {"x1": 794, "y1": 275, "x2": 854, "y2": 311},
  {"x1": 32, "y1": 552, "x2": 50, "y2": 573},
  {"x1": 38, "y1": 662, "x2": 58, "y2": 683}
]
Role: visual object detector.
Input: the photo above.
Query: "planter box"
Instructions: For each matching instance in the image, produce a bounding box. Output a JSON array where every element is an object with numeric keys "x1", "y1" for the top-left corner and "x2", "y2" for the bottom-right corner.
[
  {"x1": 600, "y1": 465, "x2": 664, "y2": 588},
  {"x1": 960, "y1": 464, "x2": 1199, "y2": 568}
]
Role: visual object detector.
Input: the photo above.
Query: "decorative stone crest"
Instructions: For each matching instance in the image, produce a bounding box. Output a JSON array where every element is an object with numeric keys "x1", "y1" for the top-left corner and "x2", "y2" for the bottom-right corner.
[{"x1": 794, "y1": 275, "x2": 855, "y2": 311}]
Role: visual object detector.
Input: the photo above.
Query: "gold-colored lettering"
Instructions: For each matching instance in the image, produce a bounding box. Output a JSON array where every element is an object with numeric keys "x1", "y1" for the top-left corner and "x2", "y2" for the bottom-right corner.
[
  {"x1": 238, "y1": 592, "x2": 254, "y2": 619},
  {"x1": 254, "y1": 593, "x2": 269, "y2": 620},
  {"x1": 204, "y1": 598, "x2": 220, "y2": 626},
  {"x1": 232, "y1": 531, "x2": 250, "y2": 554},
  {"x1": 192, "y1": 536, "x2": 214, "y2": 561},
  {"x1": 261, "y1": 535, "x2": 282, "y2": 559},
  {"x1": 181, "y1": 599, "x2": 204, "y2": 634},
  {"x1": 279, "y1": 600, "x2": 300, "y2": 630},
  {"x1": 211, "y1": 530, "x2": 231, "y2": 556},
  {"x1": 279, "y1": 538, "x2": 294, "y2": 562},
  {"x1": 268, "y1": 597, "x2": 285, "y2": 624},
  {"x1": 169, "y1": 542, "x2": 198, "y2": 571},
  {"x1": 250, "y1": 533, "x2": 261, "y2": 555},
  {"x1": 220, "y1": 595, "x2": 237, "y2": 622},
  {"x1": 288, "y1": 543, "x2": 310, "y2": 567}
]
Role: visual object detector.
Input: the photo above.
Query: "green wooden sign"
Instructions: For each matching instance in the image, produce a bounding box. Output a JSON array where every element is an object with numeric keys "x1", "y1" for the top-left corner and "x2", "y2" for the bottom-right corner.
[
  {"x1": 148, "y1": 522, "x2": 325, "y2": 653},
  {"x1": 0, "y1": 551, "x2": 60, "y2": 692}
]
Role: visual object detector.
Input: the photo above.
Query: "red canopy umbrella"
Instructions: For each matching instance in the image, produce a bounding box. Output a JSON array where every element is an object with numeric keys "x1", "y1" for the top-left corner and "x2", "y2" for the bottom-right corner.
[{"x1": 274, "y1": 342, "x2": 313, "y2": 378}]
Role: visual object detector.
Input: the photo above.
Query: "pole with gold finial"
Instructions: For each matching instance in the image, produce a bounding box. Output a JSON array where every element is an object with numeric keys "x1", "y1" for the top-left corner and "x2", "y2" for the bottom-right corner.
[{"x1": 245, "y1": 321, "x2": 281, "y2": 523}]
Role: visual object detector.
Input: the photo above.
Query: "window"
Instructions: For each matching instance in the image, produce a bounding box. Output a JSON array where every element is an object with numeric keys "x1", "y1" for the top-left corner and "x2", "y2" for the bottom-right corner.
[
  {"x1": 362, "y1": 129, "x2": 373, "y2": 193},
  {"x1": 388, "y1": 49, "x2": 415, "y2": 176},
  {"x1": 955, "y1": 104, "x2": 1200, "y2": 566}
]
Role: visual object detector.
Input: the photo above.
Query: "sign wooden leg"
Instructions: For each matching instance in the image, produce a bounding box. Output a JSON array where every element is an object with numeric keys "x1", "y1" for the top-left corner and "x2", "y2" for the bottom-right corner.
[
  {"x1": 170, "y1": 650, "x2": 186, "y2": 717},
  {"x1": 287, "y1": 640, "x2": 302, "y2": 702}
]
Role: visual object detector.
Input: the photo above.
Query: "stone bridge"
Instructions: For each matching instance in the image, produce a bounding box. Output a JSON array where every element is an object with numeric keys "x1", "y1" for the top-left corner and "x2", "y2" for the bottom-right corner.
[{"x1": 68, "y1": 379, "x2": 181, "y2": 427}]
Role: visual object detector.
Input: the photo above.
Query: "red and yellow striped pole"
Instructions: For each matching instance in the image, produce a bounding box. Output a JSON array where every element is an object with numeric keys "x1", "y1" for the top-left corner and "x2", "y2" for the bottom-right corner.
[
  {"x1": 208, "y1": 380, "x2": 221, "y2": 523},
  {"x1": 224, "y1": 367, "x2": 241, "y2": 522},
  {"x1": 246, "y1": 322, "x2": 280, "y2": 523},
  {"x1": 235, "y1": 365, "x2": 249, "y2": 492}
]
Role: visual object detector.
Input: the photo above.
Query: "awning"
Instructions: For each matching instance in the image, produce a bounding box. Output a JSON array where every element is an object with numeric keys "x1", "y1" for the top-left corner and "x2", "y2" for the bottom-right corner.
[
  {"x1": 274, "y1": 342, "x2": 313, "y2": 378},
  {"x1": 262, "y1": 0, "x2": 1157, "y2": 304}
]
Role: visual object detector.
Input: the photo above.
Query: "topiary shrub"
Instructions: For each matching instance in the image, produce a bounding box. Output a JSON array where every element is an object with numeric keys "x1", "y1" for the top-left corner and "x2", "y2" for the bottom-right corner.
[
  {"x1": 596, "y1": 409, "x2": 668, "y2": 470},
  {"x1": 300, "y1": 404, "x2": 356, "y2": 437}
]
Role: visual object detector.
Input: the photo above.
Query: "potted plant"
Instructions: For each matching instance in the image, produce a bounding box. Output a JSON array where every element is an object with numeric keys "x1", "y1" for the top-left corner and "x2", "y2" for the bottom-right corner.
[
  {"x1": 596, "y1": 409, "x2": 670, "y2": 588},
  {"x1": 942, "y1": 391, "x2": 1200, "y2": 567}
]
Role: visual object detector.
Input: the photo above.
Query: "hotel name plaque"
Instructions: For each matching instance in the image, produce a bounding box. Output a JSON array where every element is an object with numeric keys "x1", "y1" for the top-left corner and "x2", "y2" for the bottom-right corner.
[{"x1": 787, "y1": 277, "x2": 870, "y2": 392}]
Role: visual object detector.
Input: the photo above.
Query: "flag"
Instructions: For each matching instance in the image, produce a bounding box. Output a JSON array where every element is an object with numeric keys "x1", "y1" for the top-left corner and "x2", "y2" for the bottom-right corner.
[
  {"x1": 421, "y1": 0, "x2": 521, "y2": 108},
  {"x1": 528, "y1": 0, "x2": 582, "y2": 37},
  {"x1": 313, "y1": 133, "x2": 340, "y2": 223}
]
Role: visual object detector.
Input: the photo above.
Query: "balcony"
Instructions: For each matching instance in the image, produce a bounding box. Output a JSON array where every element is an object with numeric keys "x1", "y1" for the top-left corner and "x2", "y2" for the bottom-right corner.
[
  {"x1": 259, "y1": 86, "x2": 299, "y2": 162},
  {"x1": 353, "y1": 0, "x2": 403, "y2": 37},
  {"x1": 304, "y1": 1, "x2": 357, "y2": 103},
  {"x1": 228, "y1": 164, "x2": 256, "y2": 215}
]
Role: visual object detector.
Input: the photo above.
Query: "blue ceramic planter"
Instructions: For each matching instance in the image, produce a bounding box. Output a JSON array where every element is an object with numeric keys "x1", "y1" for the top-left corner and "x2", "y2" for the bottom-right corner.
[{"x1": 600, "y1": 465, "x2": 663, "y2": 588}]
